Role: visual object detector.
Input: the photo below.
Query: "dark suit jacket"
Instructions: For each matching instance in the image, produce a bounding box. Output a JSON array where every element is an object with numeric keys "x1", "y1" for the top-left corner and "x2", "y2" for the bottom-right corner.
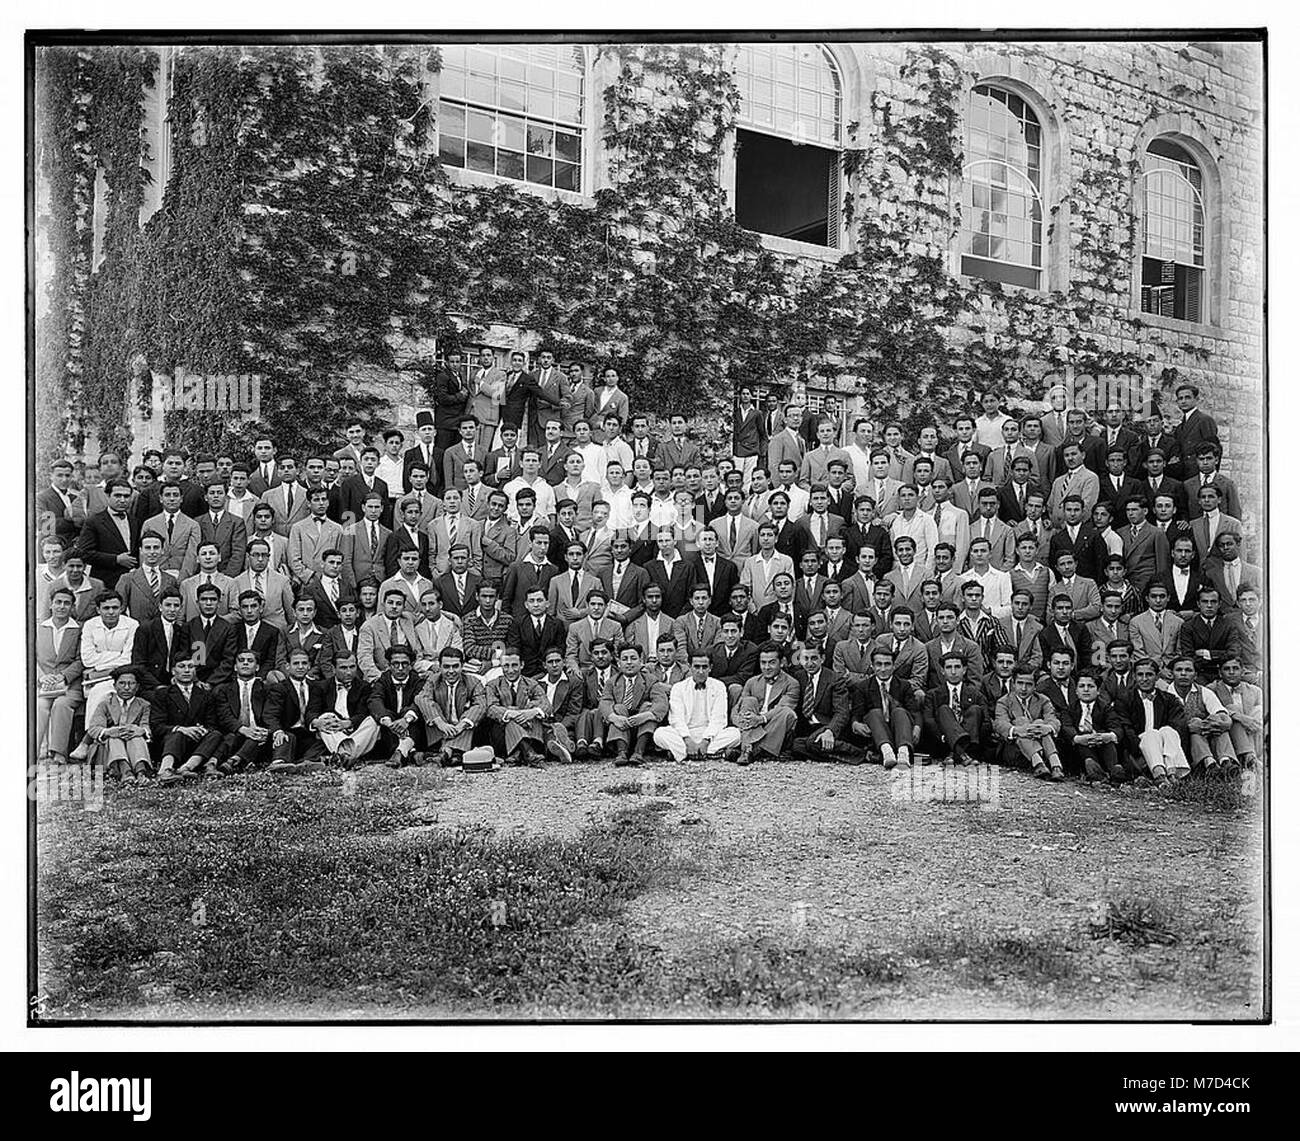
[
  {"x1": 130, "y1": 617, "x2": 192, "y2": 691},
  {"x1": 501, "y1": 370, "x2": 545, "y2": 431},
  {"x1": 709, "y1": 640, "x2": 759, "y2": 688},
  {"x1": 198, "y1": 511, "x2": 248, "y2": 576},
  {"x1": 757, "y1": 600, "x2": 810, "y2": 642},
  {"x1": 383, "y1": 527, "x2": 432, "y2": 581},
  {"x1": 297, "y1": 573, "x2": 353, "y2": 630},
  {"x1": 1097, "y1": 474, "x2": 1147, "y2": 515},
  {"x1": 1141, "y1": 476, "x2": 1190, "y2": 519},
  {"x1": 1053, "y1": 433, "x2": 1106, "y2": 476},
  {"x1": 690, "y1": 554, "x2": 740, "y2": 616},
  {"x1": 233, "y1": 621, "x2": 287, "y2": 678},
  {"x1": 1037, "y1": 621, "x2": 1095, "y2": 672},
  {"x1": 1115, "y1": 687, "x2": 1186, "y2": 750},
  {"x1": 771, "y1": 519, "x2": 810, "y2": 567},
  {"x1": 315, "y1": 676, "x2": 372, "y2": 730},
  {"x1": 843, "y1": 523, "x2": 893, "y2": 574},
  {"x1": 996, "y1": 481, "x2": 1044, "y2": 525},
  {"x1": 621, "y1": 520, "x2": 658, "y2": 568},
  {"x1": 851, "y1": 673, "x2": 919, "y2": 719},
  {"x1": 1048, "y1": 522, "x2": 1109, "y2": 581},
  {"x1": 366, "y1": 670, "x2": 424, "y2": 722},
  {"x1": 403, "y1": 443, "x2": 440, "y2": 492},
  {"x1": 339, "y1": 475, "x2": 391, "y2": 526},
  {"x1": 646, "y1": 557, "x2": 696, "y2": 619},
  {"x1": 1177, "y1": 614, "x2": 1245, "y2": 679},
  {"x1": 1159, "y1": 567, "x2": 1209, "y2": 615},
  {"x1": 921, "y1": 680, "x2": 985, "y2": 740},
  {"x1": 186, "y1": 615, "x2": 236, "y2": 686},
  {"x1": 1063, "y1": 694, "x2": 1127, "y2": 746},
  {"x1": 599, "y1": 562, "x2": 651, "y2": 626},
  {"x1": 216, "y1": 677, "x2": 269, "y2": 730},
  {"x1": 1174, "y1": 408, "x2": 1219, "y2": 467},
  {"x1": 790, "y1": 667, "x2": 851, "y2": 736},
  {"x1": 150, "y1": 681, "x2": 234, "y2": 737},
  {"x1": 37, "y1": 487, "x2": 81, "y2": 543},
  {"x1": 75, "y1": 509, "x2": 142, "y2": 589},
  {"x1": 733, "y1": 406, "x2": 763, "y2": 458},
  {"x1": 433, "y1": 570, "x2": 481, "y2": 618},
  {"x1": 138, "y1": 479, "x2": 207, "y2": 523},
  {"x1": 263, "y1": 677, "x2": 325, "y2": 732},
  {"x1": 502, "y1": 559, "x2": 559, "y2": 621},
  {"x1": 518, "y1": 615, "x2": 567, "y2": 677}
]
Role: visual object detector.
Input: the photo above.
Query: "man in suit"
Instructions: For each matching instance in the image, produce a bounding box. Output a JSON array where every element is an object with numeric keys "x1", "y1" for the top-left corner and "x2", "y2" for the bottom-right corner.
[
  {"x1": 732, "y1": 386, "x2": 764, "y2": 487},
  {"x1": 259, "y1": 457, "x2": 312, "y2": 536},
  {"x1": 295, "y1": 551, "x2": 350, "y2": 632},
  {"x1": 338, "y1": 448, "x2": 390, "y2": 526},
  {"x1": 967, "y1": 491, "x2": 1016, "y2": 571},
  {"x1": 659, "y1": 413, "x2": 702, "y2": 475},
  {"x1": 414, "y1": 647, "x2": 487, "y2": 765},
  {"x1": 1097, "y1": 447, "x2": 1146, "y2": 517},
  {"x1": 996, "y1": 457, "x2": 1040, "y2": 524},
  {"x1": 212, "y1": 649, "x2": 273, "y2": 772},
  {"x1": 983, "y1": 420, "x2": 1037, "y2": 489},
  {"x1": 594, "y1": 643, "x2": 668, "y2": 766},
  {"x1": 599, "y1": 534, "x2": 650, "y2": 628},
  {"x1": 341, "y1": 493, "x2": 390, "y2": 590},
  {"x1": 402, "y1": 411, "x2": 439, "y2": 494},
  {"x1": 247, "y1": 438, "x2": 281, "y2": 497},
  {"x1": 766, "y1": 405, "x2": 805, "y2": 482},
  {"x1": 1172, "y1": 383, "x2": 1219, "y2": 472},
  {"x1": 1211, "y1": 655, "x2": 1263, "y2": 768},
  {"x1": 730, "y1": 642, "x2": 797, "y2": 764},
  {"x1": 1116, "y1": 658, "x2": 1190, "y2": 785},
  {"x1": 36, "y1": 587, "x2": 85, "y2": 763},
  {"x1": 306, "y1": 651, "x2": 379, "y2": 765},
  {"x1": 671, "y1": 584, "x2": 722, "y2": 664},
  {"x1": 1202, "y1": 532, "x2": 1261, "y2": 616},
  {"x1": 229, "y1": 590, "x2": 288, "y2": 679},
  {"x1": 1000, "y1": 590, "x2": 1045, "y2": 674},
  {"x1": 1137, "y1": 409, "x2": 1184, "y2": 482},
  {"x1": 645, "y1": 527, "x2": 696, "y2": 618},
  {"x1": 226, "y1": 538, "x2": 296, "y2": 632},
  {"x1": 1096, "y1": 402, "x2": 1144, "y2": 475},
  {"x1": 126, "y1": 586, "x2": 187, "y2": 693},
  {"x1": 785, "y1": 642, "x2": 852, "y2": 762},
  {"x1": 547, "y1": 539, "x2": 601, "y2": 625},
  {"x1": 180, "y1": 541, "x2": 235, "y2": 623},
  {"x1": 38, "y1": 458, "x2": 87, "y2": 545},
  {"x1": 1038, "y1": 593, "x2": 1095, "y2": 674},
  {"x1": 1048, "y1": 443, "x2": 1101, "y2": 525},
  {"x1": 431, "y1": 543, "x2": 481, "y2": 621},
  {"x1": 797, "y1": 486, "x2": 846, "y2": 556},
  {"x1": 1129, "y1": 581, "x2": 1184, "y2": 676},
  {"x1": 151, "y1": 654, "x2": 235, "y2": 783},
  {"x1": 383, "y1": 496, "x2": 434, "y2": 581},
  {"x1": 1141, "y1": 451, "x2": 1189, "y2": 520},
  {"x1": 1065, "y1": 670, "x2": 1127, "y2": 782},
  {"x1": 1178, "y1": 585, "x2": 1245, "y2": 684},
  {"x1": 366, "y1": 643, "x2": 427, "y2": 766},
  {"x1": 196, "y1": 480, "x2": 248, "y2": 577},
  {"x1": 116, "y1": 532, "x2": 179, "y2": 623},
  {"x1": 689, "y1": 526, "x2": 740, "y2": 616},
  {"x1": 1018, "y1": 414, "x2": 1058, "y2": 489},
  {"x1": 134, "y1": 451, "x2": 207, "y2": 521},
  {"x1": 428, "y1": 488, "x2": 484, "y2": 577},
  {"x1": 714, "y1": 492, "x2": 759, "y2": 570},
  {"x1": 501, "y1": 526, "x2": 557, "y2": 621},
  {"x1": 499, "y1": 351, "x2": 547, "y2": 439},
  {"x1": 924, "y1": 602, "x2": 985, "y2": 688},
  {"x1": 483, "y1": 423, "x2": 525, "y2": 490},
  {"x1": 287, "y1": 487, "x2": 346, "y2": 586},
  {"x1": 514, "y1": 586, "x2": 564, "y2": 677},
  {"x1": 921, "y1": 652, "x2": 986, "y2": 764},
  {"x1": 1116, "y1": 497, "x2": 1172, "y2": 601},
  {"x1": 1049, "y1": 496, "x2": 1108, "y2": 582},
  {"x1": 1053, "y1": 409, "x2": 1105, "y2": 476},
  {"x1": 526, "y1": 351, "x2": 567, "y2": 448},
  {"x1": 564, "y1": 590, "x2": 622, "y2": 674},
  {"x1": 994, "y1": 668, "x2": 1065, "y2": 779},
  {"x1": 1189, "y1": 484, "x2": 1243, "y2": 562},
  {"x1": 187, "y1": 583, "x2": 237, "y2": 687},
  {"x1": 847, "y1": 646, "x2": 921, "y2": 769},
  {"x1": 1161, "y1": 534, "x2": 1207, "y2": 619},
  {"x1": 143, "y1": 482, "x2": 201, "y2": 579},
  {"x1": 708, "y1": 615, "x2": 758, "y2": 701},
  {"x1": 799, "y1": 420, "x2": 852, "y2": 491}
]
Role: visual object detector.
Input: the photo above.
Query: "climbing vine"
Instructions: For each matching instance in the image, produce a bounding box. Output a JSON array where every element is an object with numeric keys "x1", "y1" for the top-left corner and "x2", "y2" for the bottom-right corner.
[{"x1": 36, "y1": 41, "x2": 1244, "y2": 466}]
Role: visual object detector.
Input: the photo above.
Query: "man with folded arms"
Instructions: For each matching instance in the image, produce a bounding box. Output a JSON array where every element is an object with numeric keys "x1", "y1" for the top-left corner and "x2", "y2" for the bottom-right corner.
[
  {"x1": 653, "y1": 651, "x2": 741, "y2": 763},
  {"x1": 311, "y1": 652, "x2": 378, "y2": 767}
]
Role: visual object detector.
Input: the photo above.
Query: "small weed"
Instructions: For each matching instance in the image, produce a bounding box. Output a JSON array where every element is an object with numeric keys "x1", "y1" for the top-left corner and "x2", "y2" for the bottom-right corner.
[{"x1": 1090, "y1": 893, "x2": 1182, "y2": 947}]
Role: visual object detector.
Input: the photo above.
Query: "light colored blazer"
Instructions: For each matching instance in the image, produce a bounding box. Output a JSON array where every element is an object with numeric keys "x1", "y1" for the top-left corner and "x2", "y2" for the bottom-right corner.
[
  {"x1": 994, "y1": 691, "x2": 1061, "y2": 741},
  {"x1": 225, "y1": 569, "x2": 296, "y2": 631},
  {"x1": 766, "y1": 429, "x2": 805, "y2": 480},
  {"x1": 546, "y1": 570, "x2": 603, "y2": 624},
  {"x1": 998, "y1": 614, "x2": 1044, "y2": 673},
  {"x1": 180, "y1": 572, "x2": 234, "y2": 623},
  {"x1": 1047, "y1": 467, "x2": 1100, "y2": 525},
  {"x1": 739, "y1": 551, "x2": 795, "y2": 608},
  {"x1": 341, "y1": 520, "x2": 391, "y2": 589},
  {"x1": 144, "y1": 511, "x2": 200, "y2": 578},
  {"x1": 287, "y1": 516, "x2": 346, "y2": 584},
  {"x1": 591, "y1": 387, "x2": 631, "y2": 440},
  {"x1": 357, "y1": 613, "x2": 420, "y2": 681},
  {"x1": 667, "y1": 676, "x2": 729, "y2": 738},
  {"x1": 260, "y1": 481, "x2": 312, "y2": 536},
  {"x1": 715, "y1": 513, "x2": 760, "y2": 567},
  {"x1": 469, "y1": 365, "x2": 507, "y2": 427},
  {"x1": 1129, "y1": 609, "x2": 1184, "y2": 669},
  {"x1": 427, "y1": 514, "x2": 484, "y2": 576}
]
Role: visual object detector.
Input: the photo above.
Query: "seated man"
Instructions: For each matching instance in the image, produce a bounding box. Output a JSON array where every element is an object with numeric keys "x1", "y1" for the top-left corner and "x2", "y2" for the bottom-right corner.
[
  {"x1": 83, "y1": 664, "x2": 152, "y2": 784},
  {"x1": 993, "y1": 667, "x2": 1065, "y2": 780},
  {"x1": 849, "y1": 646, "x2": 920, "y2": 770},
  {"x1": 311, "y1": 652, "x2": 379, "y2": 767},
  {"x1": 367, "y1": 643, "x2": 427, "y2": 767},
  {"x1": 153, "y1": 653, "x2": 234, "y2": 784},
  {"x1": 1168, "y1": 654, "x2": 1236, "y2": 776},
  {"x1": 215, "y1": 649, "x2": 272, "y2": 773},
  {"x1": 1210, "y1": 654, "x2": 1262, "y2": 772},
  {"x1": 921, "y1": 652, "x2": 985, "y2": 766},
  {"x1": 538, "y1": 648, "x2": 582, "y2": 763},
  {"x1": 1116, "y1": 658, "x2": 1189, "y2": 787},
  {"x1": 264, "y1": 647, "x2": 327, "y2": 773},
  {"x1": 416, "y1": 646, "x2": 488, "y2": 767},
  {"x1": 596, "y1": 642, "x2": 668, "y2": 767},
  {"x1": 733, "y1": 642, "x2": 800, "y2": 766},
  {"x1": 653, "y1": 651, "x2": 741, "y2": 763},
  {"x1": 36, "y1": 585, "x2": 84, "y2": 765},
  {"x1": 789, "y1": 642, "x2": 853, "y2": 763},
  {"x1": 1066, "y1": 670, "x2": 1127, "y2": 784},
  {"x1": 574, "y1": 638, "x2": 617, "y2": 761},
  {"x1": 484, "y1": 646, "x2": 551, "y2": 766}
]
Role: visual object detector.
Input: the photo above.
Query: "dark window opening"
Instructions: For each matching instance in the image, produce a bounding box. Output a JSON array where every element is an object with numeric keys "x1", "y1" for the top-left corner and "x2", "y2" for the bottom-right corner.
[
  {"x1": 959, "y1": 255, "x2": 1041, "y2": 289},
  {"x1": 735, "y1": 129, "x2": 837, "y2": 248},
  {"x1": 1141, "y1": 257, "x2": 1202, "y2": 323}
]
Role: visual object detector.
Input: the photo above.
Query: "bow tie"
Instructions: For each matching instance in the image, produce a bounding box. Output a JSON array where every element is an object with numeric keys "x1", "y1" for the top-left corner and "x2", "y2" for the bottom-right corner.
[{"x1": 694, "y1": 683, "x2": 707, "y2": 691}]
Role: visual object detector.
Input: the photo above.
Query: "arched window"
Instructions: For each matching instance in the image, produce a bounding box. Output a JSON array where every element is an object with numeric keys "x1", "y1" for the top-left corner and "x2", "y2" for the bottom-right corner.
[
  {"x1": 960, "y1": 84, "x2": 1044, "y2": 288},
  {"x1": 437, "y1": 44, "x2": 586, "y2": 192},
  {"x1": 1141, "y1": 138, "x2": 1205, "y2": 323},
  {"x1": 733, "y1": 44, "x2": 843, "y2": 248}
]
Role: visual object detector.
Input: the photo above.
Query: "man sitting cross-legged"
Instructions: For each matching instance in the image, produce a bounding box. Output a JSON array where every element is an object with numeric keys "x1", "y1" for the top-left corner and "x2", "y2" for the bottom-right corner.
[
  {"x1": 537, "y1": 648, "x2": 583, "y2": 763},
  {"x1": 596, "y1": 642, "x2": 668, "y2": 767},
  {"x1": 84, "y1": 664, "x2": 153, "y2": 784},
  {"x1": 994, "y1": 666, "x2": 1065, "y2": 781},
  {"x1": 732, "y1": 641, "x2": 800, "y2": 766},
  {"x1": 1167, "y1": 654, "x2": 1237, "y2": 777},
  {"x1": 574, "y1": 638, "x2": 617, "y2": 761},
  {"x1": 849, "y1": 645, "x2": 921, "y2": 770},
  {"x1": 368, "y1": 643, "x2": 427, "y2": 767},
  {"x1": 153, "y1": 653, "x2": 235, "y2": 784},
  {"x1": 790, "y1": 642, "x2": 854, "y2": 764},
  {"x1": 310, "y1": 652, "x2": 379, "y2": 767},
  {"x1": 264, "y1": 647, "x2": 327, "y2": 774},
  {"x1": 1065, "y1": 670, "x2": 1128, "y2": 784},
  {"x1": 416, "y1": 646, "x2": 488, "y2": 768},
  {"x1": 921, "y1": 652, "x2": 986, "y2": 766},
  {"x1": 652, "y1": 651, "x2": 742, "y2": 763},
  {"x1": 1115, "y1": 658, "x2": 1189, "y2": 788},
  {"x1": 484, "y1": 646, "x2": 551, "y2": 766},
  {"x1": 1210, "y1": 655, "x2": 1263, "y2": 775},
  {"x1": 215, "y1": 649, "x2": 272, "y2": 773}
]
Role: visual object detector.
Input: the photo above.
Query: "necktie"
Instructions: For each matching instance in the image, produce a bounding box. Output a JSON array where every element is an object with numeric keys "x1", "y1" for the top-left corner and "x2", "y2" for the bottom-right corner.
[
  {"x1": 390, "y1": 620, "x2": 400, "y2": 646},
  {"x1": 933, "y1": 503, "x2": 942, "y2": 528},
  {"x1": 1015, "y1": 621, "x2": 1023, "y2": 646},
  {"x1": 950, "y1": 685, "x2": 960, "y2": 709},
  {"x1": 296, "y1": 682, "x2": 307, "y2": 712},
  {"x1": 240, "y1": 682, "x2": 253, "y2": 727},
  {"x1": 802, "y1": 676, "x2": 817, "y2": 721},
  {"x1": 1227, "y1": 562, "x2": 1239, "y2": 597},
  {"x1": 880, "y1": 682, "x2": 890, "y2": 715},
  {"x1": 697, "y1": 616, "x2": 705, "y2": 643},
  {"x1": 1081, "y1": 703, "x2": 1093, "y2": 733},
  {"x1": 467, "y1": 487, "x2": 476, "y2": 515},
  {"x1": 212, "y1": 513, "x2": 220, "y2": 529},
  {"x1": 286, "y1": 485, "x2": 295, "y2": 514},
  {"x1": 1005, "y1": 446, "x2": 1013, "y2": 472},
  {"x1": 730, "y1": 516, "x2": 738, "y2": 549},
  {"x1": 148, "y1": 567, "x2": 159, "y2": 594},
  {"x1": 448, "y1": 518, "x2": 457, "y2": 545},
  {"x1": 167, "y1": 515, "x2": 175, "y2": 541},
  {"x1": 416, "y1": 492, "x2": 424, "y2": 514},
  {"x1": 1155, "y1": 614, "x2": 1163, "y2": 639},
  {"x1": 571, "y1": 574, "x2": 579, "y2": 606}
]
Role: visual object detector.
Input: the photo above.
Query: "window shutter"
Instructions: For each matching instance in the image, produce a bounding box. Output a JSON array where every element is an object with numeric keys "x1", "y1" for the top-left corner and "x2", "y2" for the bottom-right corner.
[
  {"x1": 1159, "y1": 260, "x2": 1176, "y2": 317},
  {"x1": 1183, "y1": 267, "x2": 1202, "y2": 324},
  {"x1": 827, "y1": 155, "x2": 841, "y2": 249}
]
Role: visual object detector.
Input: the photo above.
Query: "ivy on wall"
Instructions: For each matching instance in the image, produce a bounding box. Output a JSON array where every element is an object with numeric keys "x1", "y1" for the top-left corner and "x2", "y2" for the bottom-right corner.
[{"x1": 36, "y1": 41, "x2": 1229, "y2": 466}]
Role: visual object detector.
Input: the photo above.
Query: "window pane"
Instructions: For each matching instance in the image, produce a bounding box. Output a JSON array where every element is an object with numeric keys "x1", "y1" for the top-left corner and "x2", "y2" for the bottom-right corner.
[
  {"x1": 467, "y1": 109, "x2": 494, "y2": 143},
  {"x1": 439, "y1": 103, "x2": 464, "y2": 137},
  {"x1": 526, "y1": 155, "x2": 554, "y2": 185},
  {"x1": 735, "y1": 43, "x2": 840, "y2": 144},
  {"x1": 500, "y1": 115, "x2": 525, "y2": 152},
  {"x1": 554, "y1": 161, "x2": 579, "y2": 191},
  {"x1": 499, "y1": 79, "x2": 526, "y2": 112},
  {"x1": 527, "y1": 123, "x2": 554, "y2": 156},
  {"x1": 439, "y1": 135, "x2": 465, "y2": 167},
  {"x1": 496, "y1": 150, "x2": 525, "y2": 180},
  {"x1": 555, "y1": 129, "x2": 580, "y2": 163},
  {"x1": 466, "y1": 140, "x2": 495, "y2": 173},
  {"x1": 466, "y1": 75, "x2": 495, "y2": 105}
]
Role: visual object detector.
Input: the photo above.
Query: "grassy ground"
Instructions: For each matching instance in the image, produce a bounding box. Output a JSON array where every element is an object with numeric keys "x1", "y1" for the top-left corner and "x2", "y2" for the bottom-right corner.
[{"x1": 34, "y1": 757, "x2": 1265, "y2": 1020}]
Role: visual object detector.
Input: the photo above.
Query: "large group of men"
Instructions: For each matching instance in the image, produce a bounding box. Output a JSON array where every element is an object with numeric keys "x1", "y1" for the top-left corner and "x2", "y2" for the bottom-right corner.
[{"x1": 33, "y1": 359, "x2": 1264, "y2": 790}]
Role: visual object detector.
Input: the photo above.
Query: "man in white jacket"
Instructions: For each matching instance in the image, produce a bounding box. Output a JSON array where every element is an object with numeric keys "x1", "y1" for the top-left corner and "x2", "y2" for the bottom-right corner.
[{"x1": 653, "y1": 652, "x2": 741, "y2": 762}]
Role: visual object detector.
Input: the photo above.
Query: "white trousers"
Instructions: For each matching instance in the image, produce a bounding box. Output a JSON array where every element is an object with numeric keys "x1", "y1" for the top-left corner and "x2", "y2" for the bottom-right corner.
[
  {"x1": 652, "y1": 725, "x2": 741, "y2": 762},
  {"x1": 1138, "y1": 726, "x2": 1189, "y2": 777},
  {"x1": 320, "y1": 716, "x2": 380, "y2": 758},
  {"x1": 736, "y1": 455, "x2": 757, "y2": 491}
]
